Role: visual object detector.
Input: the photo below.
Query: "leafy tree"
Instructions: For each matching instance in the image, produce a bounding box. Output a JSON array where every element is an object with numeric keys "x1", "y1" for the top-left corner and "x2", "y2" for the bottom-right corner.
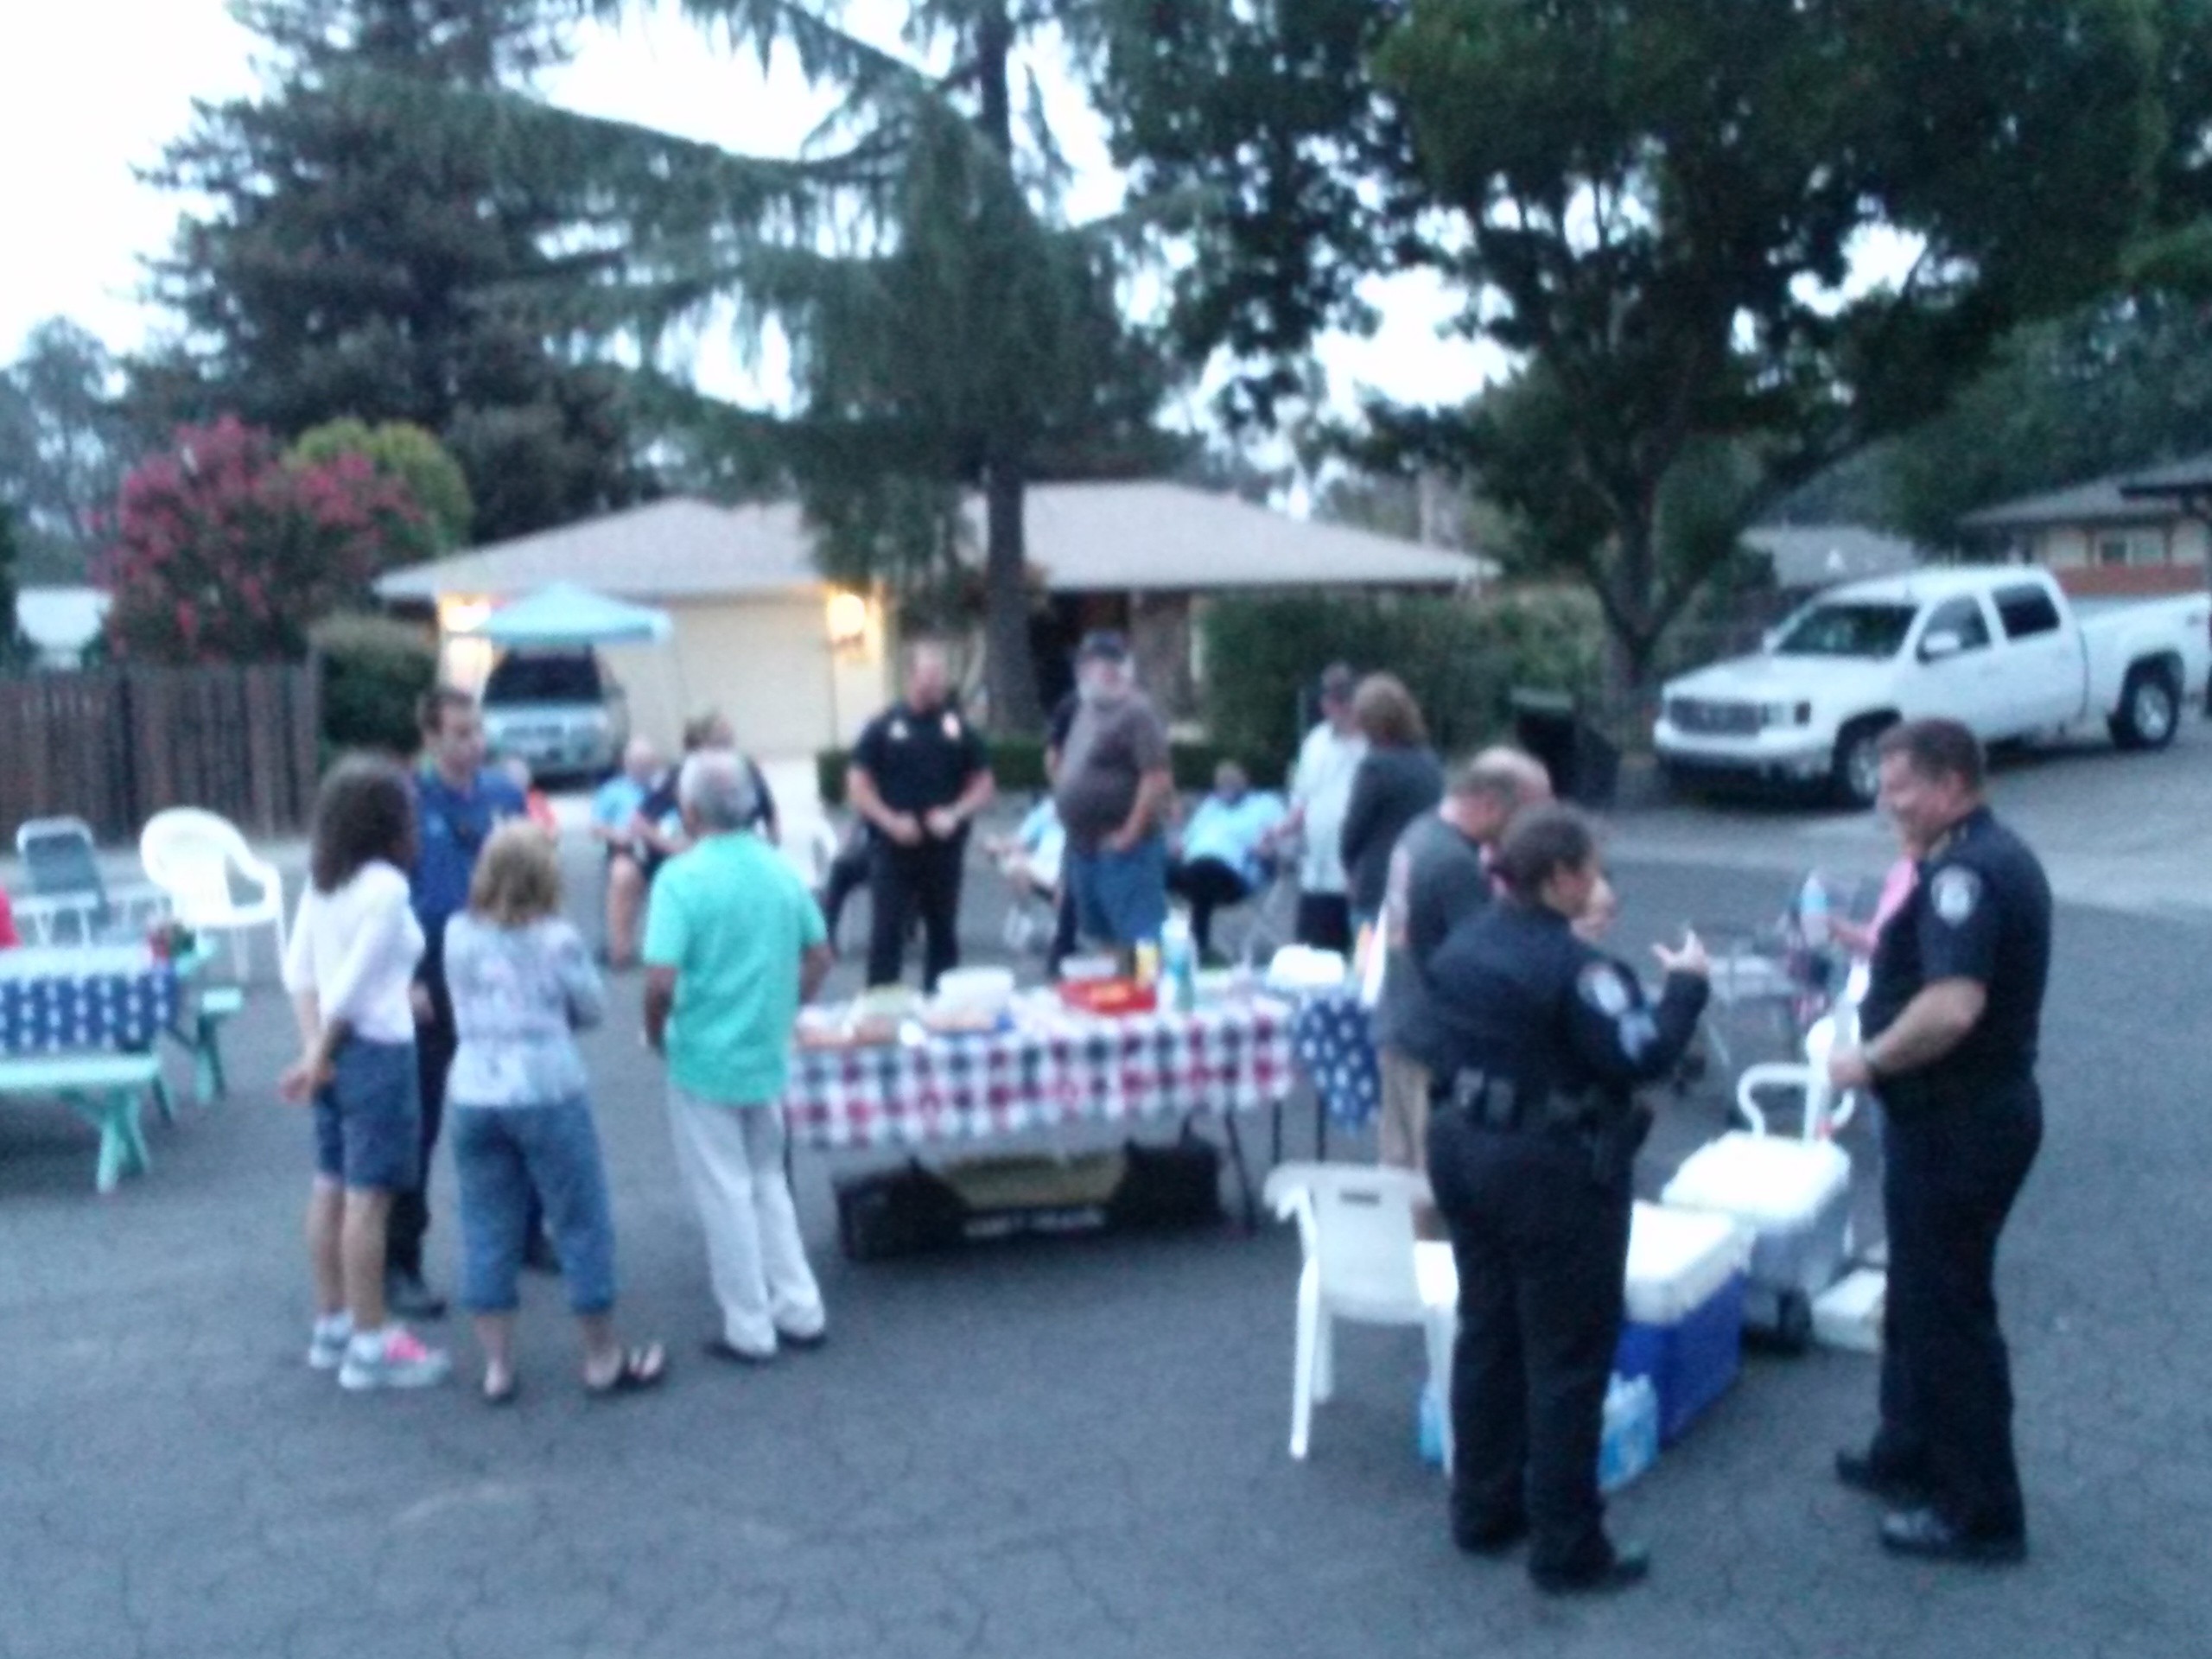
[
  {"x1": 1093, "y1": 0, "x2": 2171, "y2": 698},
  {"x1": 1876, "y1": 292, "x2": 2212, "y2": 546},
  {"x1": 291, "y1": 416, "x2": 474, "y2": 554},
  {"x1": 137, "y1": 0, "x2": 652, "y2": 543},
  {"x1": 99, "y1": 417, "x2": 425, "y2": 664},
  {"x1": 0, "y1": 319, "x2": 136, "y2": 582},
  {"x1": 0, "y1": 505, "x2": 29, "y2": 671},
  {"x1": 390, "y1": 0, "x2": 1177, "y2": 729}
]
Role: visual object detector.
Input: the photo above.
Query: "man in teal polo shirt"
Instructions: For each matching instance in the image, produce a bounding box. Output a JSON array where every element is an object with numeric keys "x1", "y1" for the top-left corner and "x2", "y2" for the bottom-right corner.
[{"x1": 644, "y1": 750, "x2": 833, "y2": 1363}]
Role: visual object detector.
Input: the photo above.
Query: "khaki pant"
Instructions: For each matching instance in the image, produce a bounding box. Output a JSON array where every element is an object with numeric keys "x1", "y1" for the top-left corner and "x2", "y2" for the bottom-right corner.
[
  {"x1": 666, "y1": 1089, "x2": 825, "y2": 1356},
  {"x1": 1377, "y1": 1047, "x2": 1444, "y2": 1239}
]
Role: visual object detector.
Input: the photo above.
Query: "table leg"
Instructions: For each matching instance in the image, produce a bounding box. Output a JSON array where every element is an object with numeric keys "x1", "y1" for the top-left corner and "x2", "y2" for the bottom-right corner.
[
  {"x1": 81, "y1": 1088, "x2": 149, "y2": 1194},
  {"x1": 1219, "y1": 1109, "x2": 1259, "y2": 1233},
  {"x1": 194, "y1": 1012, "x2": 226, "y2": 1103}
]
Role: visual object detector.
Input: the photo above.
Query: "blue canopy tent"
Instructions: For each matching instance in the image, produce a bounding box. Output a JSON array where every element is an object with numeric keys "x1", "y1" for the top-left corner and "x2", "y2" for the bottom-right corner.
[
  {"x1": 460, "y1": 582, "x2": 690, "y2": 759},
  {"x1": 470, "y1": 582, "x2": 674, "y2": 646}
]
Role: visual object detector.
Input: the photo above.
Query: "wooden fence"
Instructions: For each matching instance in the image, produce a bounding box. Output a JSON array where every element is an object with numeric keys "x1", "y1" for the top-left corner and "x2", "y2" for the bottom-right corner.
[{"x1": 0, "y1": 666, "x2": 321, "y2": 846}]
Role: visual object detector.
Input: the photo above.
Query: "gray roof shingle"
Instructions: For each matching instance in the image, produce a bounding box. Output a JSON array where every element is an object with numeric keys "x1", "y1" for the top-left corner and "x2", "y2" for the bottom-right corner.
[
  {"x1": 1959, "y1": 450, "x2": 2212, "y2": 532},
  {"x1": 375, "y1": 482, "x2": 1491, "y2": 603}
]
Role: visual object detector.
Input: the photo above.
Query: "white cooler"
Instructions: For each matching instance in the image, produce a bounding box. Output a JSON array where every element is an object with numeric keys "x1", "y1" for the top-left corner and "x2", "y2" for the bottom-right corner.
[{"x1": 1662, "y1": 1132, "x2": 1853, "y2": 1350}]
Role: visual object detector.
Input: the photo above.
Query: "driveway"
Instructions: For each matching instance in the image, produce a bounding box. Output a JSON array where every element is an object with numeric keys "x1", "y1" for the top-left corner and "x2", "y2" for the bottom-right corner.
[
  {"x1": 1621, "y1": 713, "x2": 2212, "y2": 917},
  {"x1": 4, "y1": 843, "x2": 2209, "y2": 1658}
]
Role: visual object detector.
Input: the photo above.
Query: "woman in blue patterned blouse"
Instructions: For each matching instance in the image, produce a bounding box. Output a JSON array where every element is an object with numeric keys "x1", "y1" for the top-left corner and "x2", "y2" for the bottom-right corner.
[{"x1": 443, "y1": 822, "x2": 665, "y2": 1402}]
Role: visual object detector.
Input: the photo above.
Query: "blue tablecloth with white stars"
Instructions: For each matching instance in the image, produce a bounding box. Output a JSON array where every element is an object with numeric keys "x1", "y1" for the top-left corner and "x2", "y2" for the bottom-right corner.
[
  {"x1": 0, "y1": 945, "x2": 180, "y2": 1056},
  {"x1": 1288, "y1": 986, "x2": 1382, "y2": 1130}
]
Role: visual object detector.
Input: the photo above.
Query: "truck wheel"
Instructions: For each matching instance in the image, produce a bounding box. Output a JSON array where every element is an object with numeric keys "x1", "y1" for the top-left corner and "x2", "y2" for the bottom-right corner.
[
  {"x1": 2111, "y1": 664, "x2": 2180, "y2": 751},
  {"x1": 1828, "y1": 719, "x2": 1890, "y2": 809}
]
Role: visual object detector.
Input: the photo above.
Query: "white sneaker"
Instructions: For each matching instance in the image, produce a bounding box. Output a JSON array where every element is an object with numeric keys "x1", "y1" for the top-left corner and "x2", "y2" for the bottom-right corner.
[
  {"x1": 338, "y1": 1325, "x2": 453, "y2": 1392},
  {"x1": 307, "y1": 1315, "x2": 353, "y2": 1371}
]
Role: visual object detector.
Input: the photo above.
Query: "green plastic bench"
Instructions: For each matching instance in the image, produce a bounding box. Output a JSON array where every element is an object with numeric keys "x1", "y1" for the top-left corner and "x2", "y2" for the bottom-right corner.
[
  {"x1": 0, "y1": 1052, "x2": 164, "y2": 1192},
  {"x1": 189, "y1": 985, "x2": 245, "y2": 1103}
]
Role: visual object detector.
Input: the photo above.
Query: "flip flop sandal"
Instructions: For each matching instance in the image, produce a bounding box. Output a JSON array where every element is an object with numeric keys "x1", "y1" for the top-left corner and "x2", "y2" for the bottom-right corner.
[{"x1": 586, "y1": 1343, "x2": 668, "y2": 1397}]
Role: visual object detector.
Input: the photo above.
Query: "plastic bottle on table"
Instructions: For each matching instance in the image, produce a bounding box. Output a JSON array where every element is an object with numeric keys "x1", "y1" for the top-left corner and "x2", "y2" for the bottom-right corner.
[
  {"x1": 1133, "y1": 940, "x2": 1160, "y2": 988},
  {"x1": 1161, "y1": 911, "x2": 1198, "y2": 1014}
]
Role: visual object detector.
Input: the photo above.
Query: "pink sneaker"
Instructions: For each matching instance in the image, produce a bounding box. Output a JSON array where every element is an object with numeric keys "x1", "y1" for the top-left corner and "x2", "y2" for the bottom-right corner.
[{"x1": 338, "y1": 1325, "x2": 453, "y2": 1392}]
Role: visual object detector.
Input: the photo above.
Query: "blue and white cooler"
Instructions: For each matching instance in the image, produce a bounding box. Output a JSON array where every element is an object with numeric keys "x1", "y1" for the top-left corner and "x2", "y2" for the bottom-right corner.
[
  {"x1": 1614, "y1": 1201, "x2": 1751, "y2": 1446},
  {"x1": 1661, "y1": 1132, "x2": 1853, "y2": 1351}
]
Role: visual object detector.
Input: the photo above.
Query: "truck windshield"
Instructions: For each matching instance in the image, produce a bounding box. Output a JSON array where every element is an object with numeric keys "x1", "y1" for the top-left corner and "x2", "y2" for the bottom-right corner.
[
  {"x1": 1773, "y1": 603, "x2": 1917, "y2": 659},
  {"x1": 484, "y1": 652, "x2": 602, "y2": 703}
]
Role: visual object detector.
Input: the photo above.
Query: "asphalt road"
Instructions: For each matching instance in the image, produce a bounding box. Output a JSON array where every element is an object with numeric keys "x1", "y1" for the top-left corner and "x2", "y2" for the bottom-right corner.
[
  {"x1": 1630, "y1": 709, "x2": 2212, "y2": 918},
  {"x1": 4, "y1": 831, "x2": 2209, "y2": 1659}
]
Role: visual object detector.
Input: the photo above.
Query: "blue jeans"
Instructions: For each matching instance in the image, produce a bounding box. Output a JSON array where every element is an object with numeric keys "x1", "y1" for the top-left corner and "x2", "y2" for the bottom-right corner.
[
  {"x1": 452, "y1": 1099, "x2": 617, "y2": 1315},
  {"x1": 312, "y1": 1039, "x2": 421, "y2": 1192},
  {"x1": 1065, "y1": 834, "x2": 1168, "y2": 946}
]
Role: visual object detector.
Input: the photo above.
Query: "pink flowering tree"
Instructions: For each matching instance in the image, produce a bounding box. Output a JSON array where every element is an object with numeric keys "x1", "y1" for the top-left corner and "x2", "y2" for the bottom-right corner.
[{"x1": 99, "y1": 416, "x2": 426, "y2": 664}]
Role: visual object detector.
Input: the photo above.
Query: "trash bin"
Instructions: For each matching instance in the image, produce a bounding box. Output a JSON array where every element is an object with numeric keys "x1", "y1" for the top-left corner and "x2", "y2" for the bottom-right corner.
[{"x1": 1510, "y1": 688, "x2": 1620, "y2": 809}]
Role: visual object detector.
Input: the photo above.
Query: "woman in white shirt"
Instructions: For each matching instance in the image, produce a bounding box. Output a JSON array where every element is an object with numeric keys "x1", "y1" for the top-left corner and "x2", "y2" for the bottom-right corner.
[{"x1": 279, "y1": 758, "x2": 452, "y2": 1393}]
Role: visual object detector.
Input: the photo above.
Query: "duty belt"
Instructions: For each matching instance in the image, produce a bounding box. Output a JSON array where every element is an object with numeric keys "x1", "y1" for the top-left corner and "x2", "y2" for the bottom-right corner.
[{"x1": 1433, "y1": 1068, "x2": 1592, "y2": 1133}]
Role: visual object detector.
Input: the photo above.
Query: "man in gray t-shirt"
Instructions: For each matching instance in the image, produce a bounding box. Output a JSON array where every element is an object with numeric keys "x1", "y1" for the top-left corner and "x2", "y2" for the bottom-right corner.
[
  {"x1": 1374, "y1": 750, "x2": 1552, "y2": 1185},
  {"x1": 1052, "y1": 631, "x2": 1174, "y2": 947}
]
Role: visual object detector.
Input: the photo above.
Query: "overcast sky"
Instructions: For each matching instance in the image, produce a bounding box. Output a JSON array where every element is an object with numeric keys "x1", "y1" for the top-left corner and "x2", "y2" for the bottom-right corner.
[{"x1": 0, "y1": 0, "x2": 1496, "y2": 419}]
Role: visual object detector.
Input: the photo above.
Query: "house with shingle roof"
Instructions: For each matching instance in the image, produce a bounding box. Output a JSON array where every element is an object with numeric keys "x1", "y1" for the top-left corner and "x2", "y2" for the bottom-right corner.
[
  {"x1": 1959, "y1": 453, "x2": 2212, "y2": 597},
  {"x1": 375, "y1": 482, "x2": 1491, "y2": 760}
]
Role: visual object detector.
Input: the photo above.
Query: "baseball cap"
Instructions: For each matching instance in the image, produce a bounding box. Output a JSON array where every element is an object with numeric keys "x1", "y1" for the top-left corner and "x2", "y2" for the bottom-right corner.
[{"x1": 1077, "y1": 629, "x2": 1130, "y2": 664}]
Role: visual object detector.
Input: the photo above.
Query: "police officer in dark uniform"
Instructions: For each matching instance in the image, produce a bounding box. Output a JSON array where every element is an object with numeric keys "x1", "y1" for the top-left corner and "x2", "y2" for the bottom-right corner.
[
  {"x1": 847, "y1": 642, "x2": 995, "y2": 991},
  {"x1": 1828, "y1": 718, "x2": 2047, "y2": 1564},
  {"x1": 1423, "y1": 805, "x2": 1710, "y2": 1594}
]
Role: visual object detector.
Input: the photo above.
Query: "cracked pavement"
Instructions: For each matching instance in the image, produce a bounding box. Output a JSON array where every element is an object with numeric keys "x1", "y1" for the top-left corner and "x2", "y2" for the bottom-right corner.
[{"x1": 4, "y1": 817, "x2": 2209, "y2": 1657}]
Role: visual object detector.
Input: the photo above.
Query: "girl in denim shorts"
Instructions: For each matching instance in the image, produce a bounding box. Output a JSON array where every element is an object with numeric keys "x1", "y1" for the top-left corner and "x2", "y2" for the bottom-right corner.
[
  {"x1": 444, "y1": 821, "x2": 664, "y2": 1402},
  {"x1": 280, "y1": 757, "x2": 452, "y2": 1391}
]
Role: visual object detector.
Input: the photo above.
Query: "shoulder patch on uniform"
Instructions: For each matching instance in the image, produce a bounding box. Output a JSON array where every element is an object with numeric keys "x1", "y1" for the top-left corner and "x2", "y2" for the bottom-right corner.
[
  {"x1": 1930, "y1": 866, "x2": 1981, "y2": 925},
  {"x1": 888, "y1": 718, "x2": 909, "y2": 741},
  {"x1": 1578, "y1": 962, "x2": 1631, "y2": 1017}
]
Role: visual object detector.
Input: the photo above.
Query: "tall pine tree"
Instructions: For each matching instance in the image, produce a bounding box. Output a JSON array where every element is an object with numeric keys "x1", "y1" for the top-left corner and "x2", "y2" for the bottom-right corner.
[
  {"x1": 136, "y1": 0, "x2": 651, "y2": 543},
  {"x1": 386, "y1": 0, "x2": 1174, "y2": 728}
]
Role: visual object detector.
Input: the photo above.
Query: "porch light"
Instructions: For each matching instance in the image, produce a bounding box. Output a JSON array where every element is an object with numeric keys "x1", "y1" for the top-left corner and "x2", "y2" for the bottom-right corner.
[{"x1": 827, "y1": 590, "x2": 869, "y2": 653}]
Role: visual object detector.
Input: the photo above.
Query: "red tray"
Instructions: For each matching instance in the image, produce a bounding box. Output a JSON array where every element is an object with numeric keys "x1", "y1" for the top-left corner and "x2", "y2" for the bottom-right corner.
[{"x1": 1058, "y1": 977, "x2": 1158, "y2": 1016}]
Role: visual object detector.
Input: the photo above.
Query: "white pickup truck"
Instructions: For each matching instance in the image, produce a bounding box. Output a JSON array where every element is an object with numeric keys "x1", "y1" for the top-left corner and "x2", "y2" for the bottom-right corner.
[{"x1": 1655, "y1": 567, "x2": 2211, "y2": 806}]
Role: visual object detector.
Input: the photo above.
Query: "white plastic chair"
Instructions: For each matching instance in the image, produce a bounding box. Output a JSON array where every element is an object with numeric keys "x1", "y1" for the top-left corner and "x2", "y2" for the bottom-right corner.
[
  {"x1": 137, "y1": 808, "x2": 289, "y2": 979},
  {"x1": 1735, "y1": 957, "x2": 1870, "y2": 1141},
  {"x1": 1262, "y1": 1161, "x2": 1459, "y2": 1470}
]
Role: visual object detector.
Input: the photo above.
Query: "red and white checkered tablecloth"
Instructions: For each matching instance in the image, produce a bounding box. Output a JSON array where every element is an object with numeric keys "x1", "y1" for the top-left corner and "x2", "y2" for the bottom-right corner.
[{"x1": 781, "y1": 996, "x2": 1296, "y2": 1151}]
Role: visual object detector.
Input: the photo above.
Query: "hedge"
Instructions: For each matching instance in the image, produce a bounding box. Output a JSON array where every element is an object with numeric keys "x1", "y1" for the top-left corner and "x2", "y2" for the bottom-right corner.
[
  {"x1": 1198, "y1": 587, "x2": 1606, "y2": 776},
  {"x1": 314, "y1": 612, "x2": 438, "y2": 759}
]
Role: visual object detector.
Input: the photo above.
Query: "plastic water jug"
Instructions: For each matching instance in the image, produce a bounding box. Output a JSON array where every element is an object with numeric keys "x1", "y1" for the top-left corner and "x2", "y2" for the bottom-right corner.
[
  {"x1": 1417, "y1": 1380, "x2": 1446, "y2": 1466},
  {"x1": 1598, "y1": 1374, "x2": 1659, "y2": 1493},
  {"x1": 1797, "y1": 873, "x2": 1831, "y2": 949}
]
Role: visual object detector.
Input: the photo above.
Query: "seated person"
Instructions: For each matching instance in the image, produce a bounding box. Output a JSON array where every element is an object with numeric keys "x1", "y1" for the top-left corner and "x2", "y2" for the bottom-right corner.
[
  {"x1": 983, "y1": 796, "x2": 1066, "y2": 904},
  {"x1": 591, "y1": 739, "x2": 660, "y2": 968},
  {"x1": 1166, "y1": 761, "x2": 1285, "y2": 958}
]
